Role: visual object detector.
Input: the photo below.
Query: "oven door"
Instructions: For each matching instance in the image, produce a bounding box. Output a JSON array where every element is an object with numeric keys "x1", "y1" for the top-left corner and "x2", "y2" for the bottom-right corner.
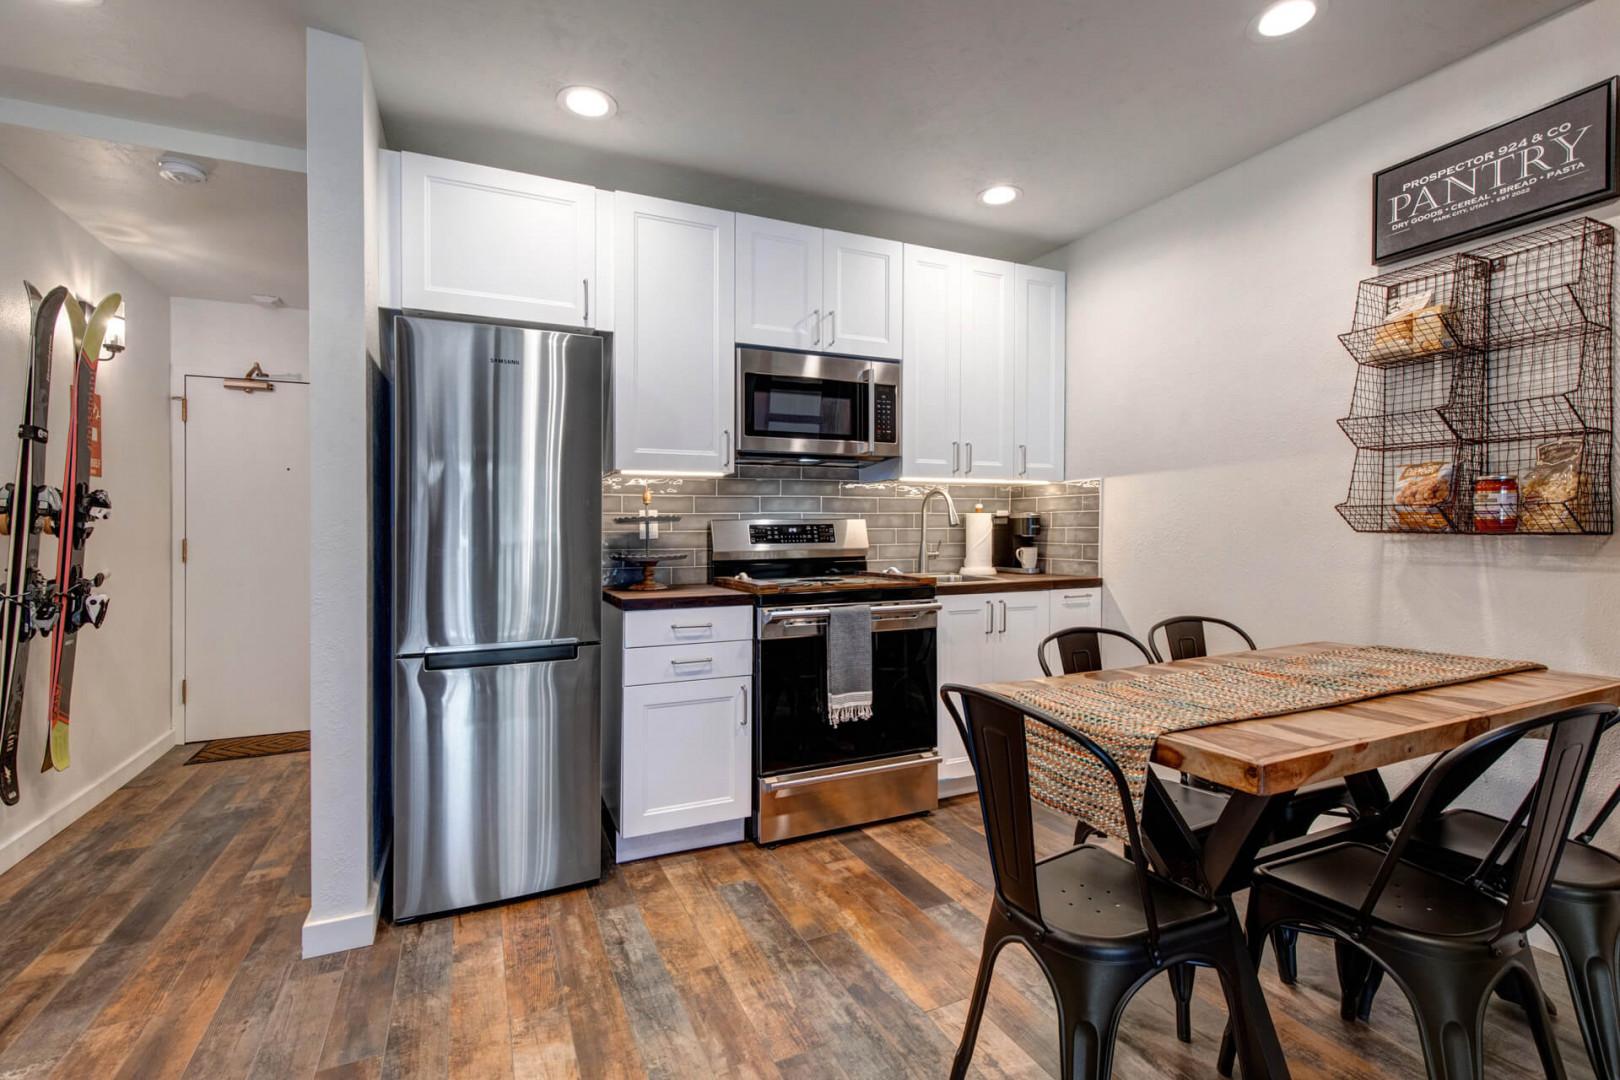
[
  {"x1": 755, "y1": 601, "x2": 938, "y2": 775},
  {"x1": 736, "y1": 348, "x2": 899, "y2": 460}
]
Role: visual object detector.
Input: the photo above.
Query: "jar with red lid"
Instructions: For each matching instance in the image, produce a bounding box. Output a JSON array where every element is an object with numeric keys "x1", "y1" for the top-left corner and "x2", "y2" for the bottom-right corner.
[{"x1": 1473, "y1": 475, "x2": 1519, "y2": 533}]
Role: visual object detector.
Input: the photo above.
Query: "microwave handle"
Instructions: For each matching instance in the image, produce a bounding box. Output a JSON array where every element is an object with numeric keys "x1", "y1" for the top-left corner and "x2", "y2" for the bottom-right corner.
[{"x1": 861, "y1": 366, "x2": 876, "y2": 451}]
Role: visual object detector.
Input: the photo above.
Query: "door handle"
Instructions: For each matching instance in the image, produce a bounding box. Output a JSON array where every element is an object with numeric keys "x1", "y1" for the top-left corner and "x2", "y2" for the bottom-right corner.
[
  {"x1": 984, "y1": 600, "x2": 993, "y2": 635},
  {"x1": 951, "y1": 441, "x2": 960, "y2": 474},
  {"x1": 583, "y1": 278, "x2": 590, "y2": 324},
  {"x1": 861, "y1": 367, "x2": 876, "y2": 451},
  {"x1": 965, "y1": 442, "x2": 973, "y2": 474},
  {"x1": 722, "y1": 428, "x2": 732, "y2": 469},
  {"x1": 738, "y1": 684, "x2": 749, "y2": 727},
  {"x1": 827, "y1": 310, "x2": 836, "y2": 348},
  {"x1": 999, "y1": 600, "x2": 1008, "y2": 634},
  {"x1": 1020, "y1": 444, "x2": 1028, "y2": 476},
  {"x1": 809, "y1": 308, "x2": 820, "y2": 347}
]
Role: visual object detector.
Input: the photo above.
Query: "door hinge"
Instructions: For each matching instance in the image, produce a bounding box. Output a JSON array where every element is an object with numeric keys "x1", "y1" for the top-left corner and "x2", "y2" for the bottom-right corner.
[
  {"x1": 180, "y1": 538, "x2": 187, "y2": 563},
  {"x1": 181, "y1": 396, "x2": 187, "y2": 422},
  {"x1": 180, "y1": 679, "x2": 187, "y2": 705},
  {"x1": 171, "y1": 394, "x2": 187, "y2": 422}
]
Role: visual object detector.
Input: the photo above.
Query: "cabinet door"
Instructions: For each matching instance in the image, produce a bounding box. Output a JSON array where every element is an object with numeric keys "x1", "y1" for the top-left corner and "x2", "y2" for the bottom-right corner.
[
  {"x1": 735, "y1": 215, "x2": 822, "y2": 351},
  {"x1": 620, "y1": 676, "x2": 751, "y2": 837},
  {"x1": 611, "y1": 193, "x2": 736, "y2": 473},
  {"x1": 823, "y1": 231, "x2": 902, "y2": 360},
  {"x1": 1015, "y1": 265, "x2": 1066, "y2": 483},
  {"x1": 935, "y1": 594, "x2": 997, "y2": 784},
  {"x1": 901, "y1": 245, "x2": 962, "y2": 480},
  {"x1": 957, "y1": 256, "x2": 1018, "y2": 479},
  {"x1": 993, "y1": 590, "x2": 1052, "y2": 683},
  {"x1": 399, "y1": 152, "x2": 595, "y2": 327}
]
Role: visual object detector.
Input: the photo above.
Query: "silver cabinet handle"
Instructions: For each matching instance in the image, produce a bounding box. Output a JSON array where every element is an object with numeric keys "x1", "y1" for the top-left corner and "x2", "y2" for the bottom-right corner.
[
  {"x1": 827, "y1": 309, "x2": 836, "y2": 348},
  {"x1": 722, "y1": 428, "x2": 732, "y2": 469},
  {"x1": 810, "y1": 308, "x2": 820, "y2": 347},
  {"x1": 1020, "y1": 444, "x2": 1028, "y2": 476},
  {"x1": 984, "y1": 600, "x2": 993, "y2": 635},
  {"x1": 670, "y1": 657, "x2": 714, "y2": 667},
  {"x1": 738, "y1": 684, "x2": 748, "y2": 726},
  {"x1": 583, "y1": 278, "x2": 590, "y2": 324},
  {"x1": 965, "y1": 442, "x2": 974, "y2": 474},
  {"x1": 999, "y1": 599, "x2": 1008, "y2": 634},
  {"x1": 670, "y1": 622, "x2": 713, "y2": 631},
  {"x1": 951, "y1": 441, "x2": 960, "y2": 474},
  {"x1": 1060, "y1": 594, "x2": 1092, "y2": 602}
]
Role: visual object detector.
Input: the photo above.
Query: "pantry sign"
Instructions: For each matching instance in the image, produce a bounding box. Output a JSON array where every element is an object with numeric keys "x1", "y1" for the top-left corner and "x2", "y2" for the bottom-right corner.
[{"x1": 1373, "y1": 79, "x2": 1618, "y2": 263}]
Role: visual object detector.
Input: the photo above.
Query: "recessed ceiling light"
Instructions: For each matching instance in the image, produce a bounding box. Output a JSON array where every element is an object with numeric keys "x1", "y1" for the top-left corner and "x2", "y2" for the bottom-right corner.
[
  {"x1": 1255, "y1": 0, "x2": 1317, "y2": 37},
  {"x1": 977, "y1": 184, "x2": 1021, "y2": 207},
  {"x1": 156, "y1": 154, "x2": 209, "y2": 185},
  {"x1": 557, "y1": 85, "x2": 617, "y2": 119}
]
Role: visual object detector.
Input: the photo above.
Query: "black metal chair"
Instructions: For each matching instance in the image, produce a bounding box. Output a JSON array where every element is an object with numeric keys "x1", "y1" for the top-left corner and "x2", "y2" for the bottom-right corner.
[
  {"x1": 1351, "y1": 709, "x2": 1620, "y2": 1079},
  {"x1": 1037, "y1": 624, "x2": 1227, "y2": 1043},
  {"x1": 940, "y1": 684, "x2": 1288, "y2": 1080},
  {"x1": 1217, "y1": 702, "x2": 1614, "y2": 1080},
  {"x1": 1146, "y1": 615, "x2": 1258, "y2": 663}
]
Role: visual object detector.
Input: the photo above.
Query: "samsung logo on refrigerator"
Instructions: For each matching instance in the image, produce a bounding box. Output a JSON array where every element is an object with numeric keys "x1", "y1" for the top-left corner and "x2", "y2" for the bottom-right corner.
[{"x1": 488, "y1": 355, "x2": 520, "y2": 366}]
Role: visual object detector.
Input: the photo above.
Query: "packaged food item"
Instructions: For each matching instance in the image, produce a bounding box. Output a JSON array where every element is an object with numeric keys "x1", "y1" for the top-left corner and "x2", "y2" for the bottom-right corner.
[
  {"x1": 1393, "y1": 460, "x2": 1454, "y2": 531},
  {"x1": 1520, "y1": 438, "x2": 1584, "y2": 532},
  {"x1": 1369, "y1": 291, "x2": 1437, "y2": 362},
  {"x1": 1407, "y1": 304, "x2": 1456, "y2": 355},
  {"x1": 1472, "y1": 475, "x2": 1519, "y2": 533}
]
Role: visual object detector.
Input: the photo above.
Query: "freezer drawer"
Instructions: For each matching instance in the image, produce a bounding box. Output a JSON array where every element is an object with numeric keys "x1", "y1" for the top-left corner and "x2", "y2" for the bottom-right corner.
[{"x1": 392, "y1": 646, "x2": 601, "y2": 920}]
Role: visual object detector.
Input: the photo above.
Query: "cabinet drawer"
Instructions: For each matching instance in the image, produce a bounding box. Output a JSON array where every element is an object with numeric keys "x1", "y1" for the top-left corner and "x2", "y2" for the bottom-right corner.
[
  {"x1": 623, "y1": 606, "x2": 752, "y2": 648},
  {"x1": 623, "y1": 640, "x2": 753, "y2": 686}
]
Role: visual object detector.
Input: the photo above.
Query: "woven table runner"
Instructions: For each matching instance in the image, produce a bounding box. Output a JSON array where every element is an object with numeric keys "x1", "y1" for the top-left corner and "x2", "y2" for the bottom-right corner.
[{"x1": 1000, "y1": 645, "x2": 1543, "y2": 839}]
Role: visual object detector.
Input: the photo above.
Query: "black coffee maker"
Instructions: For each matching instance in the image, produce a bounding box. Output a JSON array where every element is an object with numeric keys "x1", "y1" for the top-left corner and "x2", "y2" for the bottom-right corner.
[{"x1": 992, "y1": 512, "x2": 1042, "y2": 574}]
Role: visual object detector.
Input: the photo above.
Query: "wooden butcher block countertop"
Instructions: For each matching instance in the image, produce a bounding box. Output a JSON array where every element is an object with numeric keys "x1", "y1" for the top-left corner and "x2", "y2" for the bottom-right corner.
[{"x1": 932, "y1": 572, "x2": 1103, "y2": 595}]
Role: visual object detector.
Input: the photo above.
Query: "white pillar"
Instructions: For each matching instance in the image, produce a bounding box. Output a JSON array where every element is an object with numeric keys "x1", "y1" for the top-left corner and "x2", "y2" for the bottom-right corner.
[{"x1": 302, "y1": 28, "x2": 384, "y2": 958}]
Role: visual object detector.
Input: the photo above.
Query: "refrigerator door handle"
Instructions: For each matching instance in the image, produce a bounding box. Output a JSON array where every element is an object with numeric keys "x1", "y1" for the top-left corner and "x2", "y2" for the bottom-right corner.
[{"x1": 423, "y1": 639, "x2": 581, "y2": 670}]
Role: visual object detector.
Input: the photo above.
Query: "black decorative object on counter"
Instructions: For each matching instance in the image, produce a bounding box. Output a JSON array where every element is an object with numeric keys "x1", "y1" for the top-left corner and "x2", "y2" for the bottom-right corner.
[{"x1": 1337, "y1": 216, "x2": 1614, "y2": 536}]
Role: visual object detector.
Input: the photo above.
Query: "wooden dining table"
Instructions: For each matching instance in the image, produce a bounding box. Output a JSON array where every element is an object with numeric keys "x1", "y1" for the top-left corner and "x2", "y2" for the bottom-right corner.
[{"x1": 984, "y1": 641, "x2": 1620, "y2": 1079}]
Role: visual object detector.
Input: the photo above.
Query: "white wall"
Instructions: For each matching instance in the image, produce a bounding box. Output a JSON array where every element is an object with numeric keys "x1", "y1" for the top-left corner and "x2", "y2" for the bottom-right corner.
[
  {"x1": 0, "y1": 161, "x2": 174, "y2": 873},
  {"x1": 303, "y1": 28, "x2": 385, "y2": 958},
  {"x1": 1051, "y1": 0, "x2": 1620, "y2": 850},
  {"x1": 170, "y1": 297, "x2": 308, "y2": 380}
]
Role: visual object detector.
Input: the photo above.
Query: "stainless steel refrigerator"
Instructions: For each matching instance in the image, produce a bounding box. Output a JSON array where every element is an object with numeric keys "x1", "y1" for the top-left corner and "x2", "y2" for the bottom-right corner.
[{"x1": 386, "y1": 312, "x2": 602, "y2": 920}]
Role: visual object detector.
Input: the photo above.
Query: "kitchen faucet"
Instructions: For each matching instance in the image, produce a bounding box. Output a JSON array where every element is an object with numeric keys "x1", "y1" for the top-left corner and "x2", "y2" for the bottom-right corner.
[{"x1": 916, "y1": 487, "x2": 960, "y2": 575}]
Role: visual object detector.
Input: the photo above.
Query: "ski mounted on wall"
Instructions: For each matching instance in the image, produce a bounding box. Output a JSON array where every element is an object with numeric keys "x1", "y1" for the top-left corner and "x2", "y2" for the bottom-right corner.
[
  {"x1": 0, "y1": 283, "x2": 69, "y2": 805},
  {"x1": 42, "y1": 292, "x2": 119, "y2": 775}
]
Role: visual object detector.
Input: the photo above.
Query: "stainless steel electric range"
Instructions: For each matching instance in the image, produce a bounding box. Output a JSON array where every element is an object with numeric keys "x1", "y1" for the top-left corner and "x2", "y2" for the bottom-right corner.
[{"x1": 710, "y1": 519, "x2": 941, "y2": 843}]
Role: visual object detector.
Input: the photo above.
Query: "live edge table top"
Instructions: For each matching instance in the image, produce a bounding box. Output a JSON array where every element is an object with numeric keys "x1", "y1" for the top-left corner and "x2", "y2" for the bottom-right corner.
[{"x1": 985, "y1": 641, "x2": 1620, "y2": 797}]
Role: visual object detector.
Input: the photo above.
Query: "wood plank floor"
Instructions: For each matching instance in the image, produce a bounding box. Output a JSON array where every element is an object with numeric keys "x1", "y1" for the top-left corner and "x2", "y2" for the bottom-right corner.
[{"x1": 0, "y1": 746, "x2": 1600, "y2": 1078}]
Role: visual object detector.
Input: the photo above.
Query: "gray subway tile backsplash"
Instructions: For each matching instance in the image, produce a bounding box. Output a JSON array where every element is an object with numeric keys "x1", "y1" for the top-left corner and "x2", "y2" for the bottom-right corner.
[{"x1": 603, "y1": 468, "x2": 1102, "y2": 586}]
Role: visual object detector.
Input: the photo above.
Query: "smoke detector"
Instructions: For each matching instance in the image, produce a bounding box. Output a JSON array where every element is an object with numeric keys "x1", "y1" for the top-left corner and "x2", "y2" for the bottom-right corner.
[{"x1": 156, "y1": 154, "x2": 209, "y2": 185}]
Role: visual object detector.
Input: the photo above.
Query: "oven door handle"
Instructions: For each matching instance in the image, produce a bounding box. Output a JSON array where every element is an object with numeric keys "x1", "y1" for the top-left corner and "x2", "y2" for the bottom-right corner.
[
  {"x1": 761, "y1": 753, "x2": 942, "y2": 792},
  {"x1": 760, "y1": 601, "x2": 942, "y2": 624}
]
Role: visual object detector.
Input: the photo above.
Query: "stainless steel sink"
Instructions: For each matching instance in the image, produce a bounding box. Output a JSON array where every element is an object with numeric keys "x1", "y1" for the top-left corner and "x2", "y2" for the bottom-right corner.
[{"x1": 931, "y1": 573, "x2": 1000, "y2": 584}]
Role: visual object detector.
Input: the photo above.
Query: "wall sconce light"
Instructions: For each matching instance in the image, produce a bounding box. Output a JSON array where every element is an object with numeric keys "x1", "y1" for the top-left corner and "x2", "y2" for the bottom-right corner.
[{"x1": 101, "y1": 309, "x2": 126, "y2": 361}]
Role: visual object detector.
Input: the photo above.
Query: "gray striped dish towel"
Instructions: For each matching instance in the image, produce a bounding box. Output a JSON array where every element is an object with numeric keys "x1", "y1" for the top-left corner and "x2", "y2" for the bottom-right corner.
[{"x1": 826, "y1": 604, "x2": 874, "y2": 727}]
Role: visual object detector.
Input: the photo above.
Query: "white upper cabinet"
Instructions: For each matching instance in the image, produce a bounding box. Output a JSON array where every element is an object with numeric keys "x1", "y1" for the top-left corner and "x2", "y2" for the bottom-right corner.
[
  {"x1": 901, "y1": 245, "x2": 962, "y2": 479},
  {"x1": 735, "y1": 218, "x2": 901, "y2": 360},
  {"x1": 611, "y1": 193, "x2": 736, "y2": 474},
  {"x1": 823, "y1": 231, "x2": 903, "y2": 360},
  {"x1": 957, "y1": 255, "x2": 1018, "y2": 479},
  {"x1": 736, "y1": 215, "x2": 822, "y2": 351},
  {"x1": 398, "y1": 152, "x2": 596, "y2": 327},
  {"x1": 1015, "y1": 265, "x2": 1067, "y2": 482}
]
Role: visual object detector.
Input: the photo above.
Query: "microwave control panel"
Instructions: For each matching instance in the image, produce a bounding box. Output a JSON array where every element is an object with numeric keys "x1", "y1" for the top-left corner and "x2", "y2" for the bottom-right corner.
[{"x1": 875, "y1": 386, "x2": 897, "y2": 444}]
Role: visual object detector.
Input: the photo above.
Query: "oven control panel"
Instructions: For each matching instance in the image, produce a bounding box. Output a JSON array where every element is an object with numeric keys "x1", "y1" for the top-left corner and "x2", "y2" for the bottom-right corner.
[{"x1": 749, "y1": 523, "x2": 836, "y2": 545}]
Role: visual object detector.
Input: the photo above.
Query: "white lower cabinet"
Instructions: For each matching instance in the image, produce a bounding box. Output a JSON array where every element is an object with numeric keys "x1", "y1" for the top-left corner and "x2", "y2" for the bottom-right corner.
[
  {"x1": 620, "y1": 677, "x2": 751, "y2": 837},
  {"x1": 935, "y1": 589, "x2": 1052, "y2": 792},
  {"x1": 605, "y1": 604, "x2": 754, "y2": 860}
]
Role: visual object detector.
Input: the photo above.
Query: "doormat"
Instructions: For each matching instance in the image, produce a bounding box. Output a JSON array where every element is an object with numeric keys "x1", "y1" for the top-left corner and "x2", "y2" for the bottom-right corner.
[{"x1": 186, "y1": 731, "x2": 310, "y2": 764}]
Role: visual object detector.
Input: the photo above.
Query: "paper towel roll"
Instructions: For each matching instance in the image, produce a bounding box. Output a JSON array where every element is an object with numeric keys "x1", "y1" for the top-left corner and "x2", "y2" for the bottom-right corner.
[{"x1": 961, "y1": 512, "x2": 995, "y2": 575}]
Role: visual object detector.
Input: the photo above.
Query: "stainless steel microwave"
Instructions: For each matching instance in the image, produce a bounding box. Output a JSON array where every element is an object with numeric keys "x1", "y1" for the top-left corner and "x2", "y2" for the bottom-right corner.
[{"x1": 735, "y1": 348, "x2": 900, "y2": 465}]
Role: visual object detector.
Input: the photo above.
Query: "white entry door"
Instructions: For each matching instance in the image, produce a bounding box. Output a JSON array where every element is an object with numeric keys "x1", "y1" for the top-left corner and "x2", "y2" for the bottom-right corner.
[{"x1": 183, "y1": 376, "x2": 310, "y2": 741}]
